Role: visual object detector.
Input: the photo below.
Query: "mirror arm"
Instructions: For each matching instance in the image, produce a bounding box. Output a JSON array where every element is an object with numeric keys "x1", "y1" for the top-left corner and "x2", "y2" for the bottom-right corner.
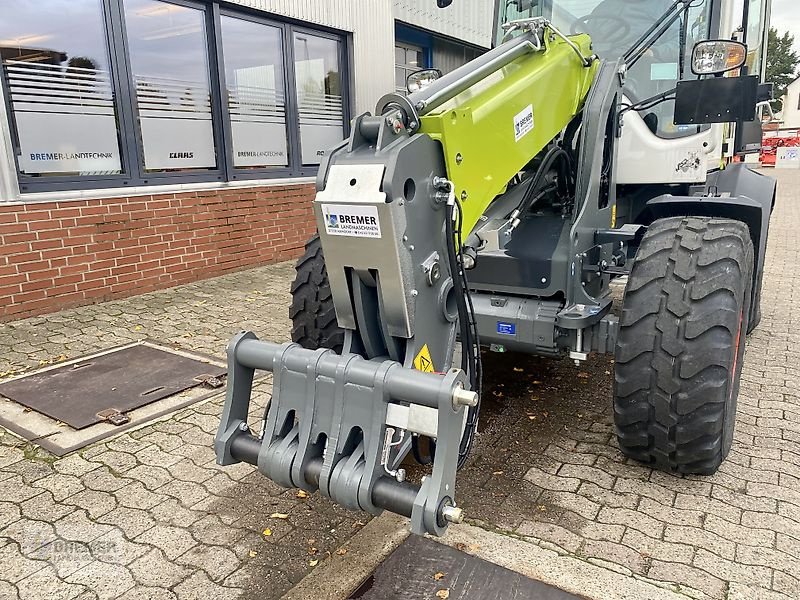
[{"x1": 757, "y1": 101, "x2": 775, "y2": 124}]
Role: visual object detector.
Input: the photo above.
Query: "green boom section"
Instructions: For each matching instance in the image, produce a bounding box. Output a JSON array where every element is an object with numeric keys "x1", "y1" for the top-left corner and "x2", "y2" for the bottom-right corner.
[{"x1": 419, "y1": 33, "x2": 597, "y2": 235}]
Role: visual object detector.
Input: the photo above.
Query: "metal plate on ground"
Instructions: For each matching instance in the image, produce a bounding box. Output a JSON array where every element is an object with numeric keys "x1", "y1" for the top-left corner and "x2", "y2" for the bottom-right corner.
[
  {"x1": 0, "y1": 343, "x2": 226, "y2": 429},
  {"x1": 349, "y1": 535, "x2": 582, "y2": 599}
]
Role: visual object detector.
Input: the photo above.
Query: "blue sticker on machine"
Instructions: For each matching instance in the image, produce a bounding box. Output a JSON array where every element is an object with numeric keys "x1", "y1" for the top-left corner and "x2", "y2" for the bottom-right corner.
[{"x1": 497, "y1": 322, "x2": 516, "y2": 336}]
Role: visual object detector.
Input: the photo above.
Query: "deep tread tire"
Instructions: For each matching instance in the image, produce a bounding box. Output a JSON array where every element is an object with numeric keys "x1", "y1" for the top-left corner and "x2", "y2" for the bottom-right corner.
[
  {"x1": 290, "y1": 235, "x2": 345, "y2": 353},
  {"x1": 614, "y1": 217, "x2": 754, "y2": 475}
]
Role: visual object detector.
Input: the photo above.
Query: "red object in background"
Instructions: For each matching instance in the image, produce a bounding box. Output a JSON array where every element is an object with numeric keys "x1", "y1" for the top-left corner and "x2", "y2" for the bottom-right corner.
[{"x1": 761, "y1": 131, "x2": 800, "y2": 166}]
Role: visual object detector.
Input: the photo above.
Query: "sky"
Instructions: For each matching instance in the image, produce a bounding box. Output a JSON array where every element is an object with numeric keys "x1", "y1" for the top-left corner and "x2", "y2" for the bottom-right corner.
[{"x1": 771, "y1": 0, "x2": 800, "y2": 55}]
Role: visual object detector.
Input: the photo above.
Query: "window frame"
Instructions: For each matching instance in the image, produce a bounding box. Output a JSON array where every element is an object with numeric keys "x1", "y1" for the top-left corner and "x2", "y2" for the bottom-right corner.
[
  {"x1": 289, "y1": 24, "x2": 350, "y2": 174},
  {"x1": 116, "y1": 0, "x2": 228, "y2": 186},
  {"x1": 1, "y1": 0, "x2": 135, "y2": 192},
  {"x1": 215, "y1": 6, "x2": 295, "y2": 182},
  {"x1": 0, "y1": 0, "x2": 351, "y2": 194}
]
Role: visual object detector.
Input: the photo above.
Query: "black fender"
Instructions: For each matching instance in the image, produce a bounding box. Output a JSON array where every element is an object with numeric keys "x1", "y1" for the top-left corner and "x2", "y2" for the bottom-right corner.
[{"x1": 645, "y1": 164, "x2": 776, "y2": 328}]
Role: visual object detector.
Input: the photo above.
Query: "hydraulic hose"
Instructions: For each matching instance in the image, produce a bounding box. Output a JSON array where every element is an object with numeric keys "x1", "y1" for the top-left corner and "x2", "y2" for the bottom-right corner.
[
  {"x1": 507, "y1": 147, "x2": 571, "y2": 233},
  {"x1": 445, "y1": 193, "x2": 482, "y2": 470}
]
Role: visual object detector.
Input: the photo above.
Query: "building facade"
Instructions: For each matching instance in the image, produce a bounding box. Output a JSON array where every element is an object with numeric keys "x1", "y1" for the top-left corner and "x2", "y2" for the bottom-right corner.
[
  {"x1": 780, "y1": 77, "x2": 800, "y2": 130},
  {"x1": 0, "y1": 0, "x2": 493, "y2": 320}
]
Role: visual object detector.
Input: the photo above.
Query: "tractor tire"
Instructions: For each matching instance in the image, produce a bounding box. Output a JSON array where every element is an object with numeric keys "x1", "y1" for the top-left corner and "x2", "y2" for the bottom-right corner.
[
  {"x1": 614, "y1": 216, "x2": 754, "y2": 475},
  {"x1": 290, "y1": 235, "x2": 345, "y2": 354}
]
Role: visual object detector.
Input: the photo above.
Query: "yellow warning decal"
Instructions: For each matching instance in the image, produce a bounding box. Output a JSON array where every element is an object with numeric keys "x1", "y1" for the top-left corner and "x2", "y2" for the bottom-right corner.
[
  {"x1": 611, "y1": 204, "x2": 617, "y2": 228},
  {"x1": 413, "y1": 344, "x2": 435, "y2": 373}
]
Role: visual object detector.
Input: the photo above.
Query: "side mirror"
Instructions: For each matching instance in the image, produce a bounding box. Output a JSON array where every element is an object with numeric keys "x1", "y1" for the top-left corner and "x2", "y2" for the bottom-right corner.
[
  {"x1": 437, "y1": 0, "x2": 453, "y2": 7},
  {"x1": 407, "y1": 68, "x2": 442, "y2": 94},
  {"x1": 691, "y1": 40, "x2": 747, "y2": 76}
]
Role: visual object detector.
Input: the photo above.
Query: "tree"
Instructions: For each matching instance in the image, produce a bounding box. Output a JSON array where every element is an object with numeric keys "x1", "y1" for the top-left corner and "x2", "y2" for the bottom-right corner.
[{"x1": 765, "y1": 27, "x2": 800, "y2": 110}]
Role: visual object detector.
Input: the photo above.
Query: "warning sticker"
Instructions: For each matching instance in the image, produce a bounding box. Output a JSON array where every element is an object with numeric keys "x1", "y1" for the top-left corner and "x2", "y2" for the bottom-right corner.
[
  {"x1": 413, "y1": 344, "x2": 435, "y2": 373},
  {"x1": 514, "y1": 104, "x2": 534, "y2": 142},
  {"x1": 322, "y1": 204, "x2": 381, "y2": 238}
]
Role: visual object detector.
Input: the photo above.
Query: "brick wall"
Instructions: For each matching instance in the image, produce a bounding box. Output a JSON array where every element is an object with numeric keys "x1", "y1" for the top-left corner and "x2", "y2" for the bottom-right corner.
[{"x1": 0, "y1": 183, "x2": 317, "y2": 321}]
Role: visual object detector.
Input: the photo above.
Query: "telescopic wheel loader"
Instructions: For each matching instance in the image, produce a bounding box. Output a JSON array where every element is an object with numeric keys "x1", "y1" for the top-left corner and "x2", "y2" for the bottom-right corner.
[{"x1": 216, "y1": 0, "x2": 776, "y2": 536}]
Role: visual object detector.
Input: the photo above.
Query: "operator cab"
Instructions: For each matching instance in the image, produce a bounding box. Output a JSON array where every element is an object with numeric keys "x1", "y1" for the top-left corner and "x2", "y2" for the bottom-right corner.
[{"x1": 494, "y1": 0, "x2": 769, "y2": 154}]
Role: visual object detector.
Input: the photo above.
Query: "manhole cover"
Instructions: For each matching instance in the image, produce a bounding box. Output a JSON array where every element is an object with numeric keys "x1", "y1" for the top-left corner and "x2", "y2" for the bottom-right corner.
[
  {"x1": 0, "y1": 343, "x2": 226, "y2": 429},
  {"x1": 349, "y1": 536, "x2": 581, "y2": 599}
]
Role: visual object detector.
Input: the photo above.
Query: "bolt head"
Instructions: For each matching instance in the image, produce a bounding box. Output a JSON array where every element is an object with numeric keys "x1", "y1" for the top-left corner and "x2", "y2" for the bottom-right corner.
[
  {"x1": 442, "y1": 505, "x2": 464, "y2": 524},
  {"x1": 452, "y1": 385, "x2": 479, "y2": 408},
  {"x1": 429, "y1": 262, "x2": 442, "y2": 284}
]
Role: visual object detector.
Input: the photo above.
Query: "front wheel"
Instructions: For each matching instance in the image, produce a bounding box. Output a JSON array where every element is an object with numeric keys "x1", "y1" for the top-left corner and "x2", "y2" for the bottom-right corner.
[
  {"x1": 614, "y1": 217, "x2": 754, "y2": 475},
  {"x1": 289, "y1": 235, "x2": 345, "y2": 354}
]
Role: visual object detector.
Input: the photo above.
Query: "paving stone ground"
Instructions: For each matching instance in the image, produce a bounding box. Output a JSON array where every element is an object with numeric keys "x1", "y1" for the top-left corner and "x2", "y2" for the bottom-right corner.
[
  {"x1": 0, "y1": 169, "x2": 798, "y2": 600},
  {"x1": 454, "y1": 169, "x2": 800, "y2": 599},
  {"x1": 0, "y1": 262, "x2": 367, "y2": 600}
]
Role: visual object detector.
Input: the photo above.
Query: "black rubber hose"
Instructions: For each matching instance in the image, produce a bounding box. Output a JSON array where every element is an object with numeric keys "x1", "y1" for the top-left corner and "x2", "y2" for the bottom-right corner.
[
  {"x1": 454, "y1": 197, "x2": 482, "y2": 469},
  {"x1": 445, "y1": 201, "x2": 475, "y2": 384},
  {"x1": 445, "y1": 198, "x2": 480, "y2": 468},
  {"x1": 511, "y1": 147, "x2": 571, "y2": 220}
]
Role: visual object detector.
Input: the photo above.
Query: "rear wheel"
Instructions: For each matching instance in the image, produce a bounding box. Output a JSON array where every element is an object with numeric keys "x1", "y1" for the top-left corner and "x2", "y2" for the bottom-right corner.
[
  {"x1": 614, "y1": 216, "x2": 754, "y2": 475},
  {"x1": 290, "y1": 235, "x2": 345, "y2": 353}
]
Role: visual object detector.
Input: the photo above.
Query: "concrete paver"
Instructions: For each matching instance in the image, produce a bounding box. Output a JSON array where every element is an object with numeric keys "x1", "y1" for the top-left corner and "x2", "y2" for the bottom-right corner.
[
  {"x1": 0, "y1": 169, "x2": 798, "y2": 599},
  {"x1": 449, "y1": 169, "x2": 800, "y2": 599},
  {"x1": 0, "y1": 261, "x2": 364, "y2": 599}
]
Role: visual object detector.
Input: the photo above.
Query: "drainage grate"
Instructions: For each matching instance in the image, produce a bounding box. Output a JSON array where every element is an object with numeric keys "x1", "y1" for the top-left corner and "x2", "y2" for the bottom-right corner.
[
  {"x1": 349, "y1": 536, "x2": 581, "y2": 600},
  {"x1": 0, "y1": 343, "x2": 226, "y2": 429}
]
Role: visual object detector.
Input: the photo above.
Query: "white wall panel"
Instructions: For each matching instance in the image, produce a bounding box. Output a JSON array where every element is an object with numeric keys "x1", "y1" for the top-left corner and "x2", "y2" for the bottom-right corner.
[
  {"x1": 226, "y1": 0, "x2": 395, "y2": 115},
  {"x1": 783, "y1": 79, "x2": 800, "y2": 130},
  {"x1": 393, "y1": 0, "x2": 494, "y2": 48}
]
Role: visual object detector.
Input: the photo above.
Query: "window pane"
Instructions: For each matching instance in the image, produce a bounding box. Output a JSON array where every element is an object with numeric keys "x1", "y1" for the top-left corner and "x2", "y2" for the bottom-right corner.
[
  {"x1": 293, "y1": 33, "x2": 344, "y2": 165},
  {"x1": 0, "y1": 0, "x2": 123, "y2": 176},
  {"x1": 395, "y1": 67, "x2": 406, "y2": 91},
  {"x1": 123, "y1": 0, "x2": 216, "y2": 172},
  {"x1": 745, "y1": 0, "x2": 766, "y2": 76},
  {"x1": 220, "y1": 16, "x2": 287, "y2": 169}
]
